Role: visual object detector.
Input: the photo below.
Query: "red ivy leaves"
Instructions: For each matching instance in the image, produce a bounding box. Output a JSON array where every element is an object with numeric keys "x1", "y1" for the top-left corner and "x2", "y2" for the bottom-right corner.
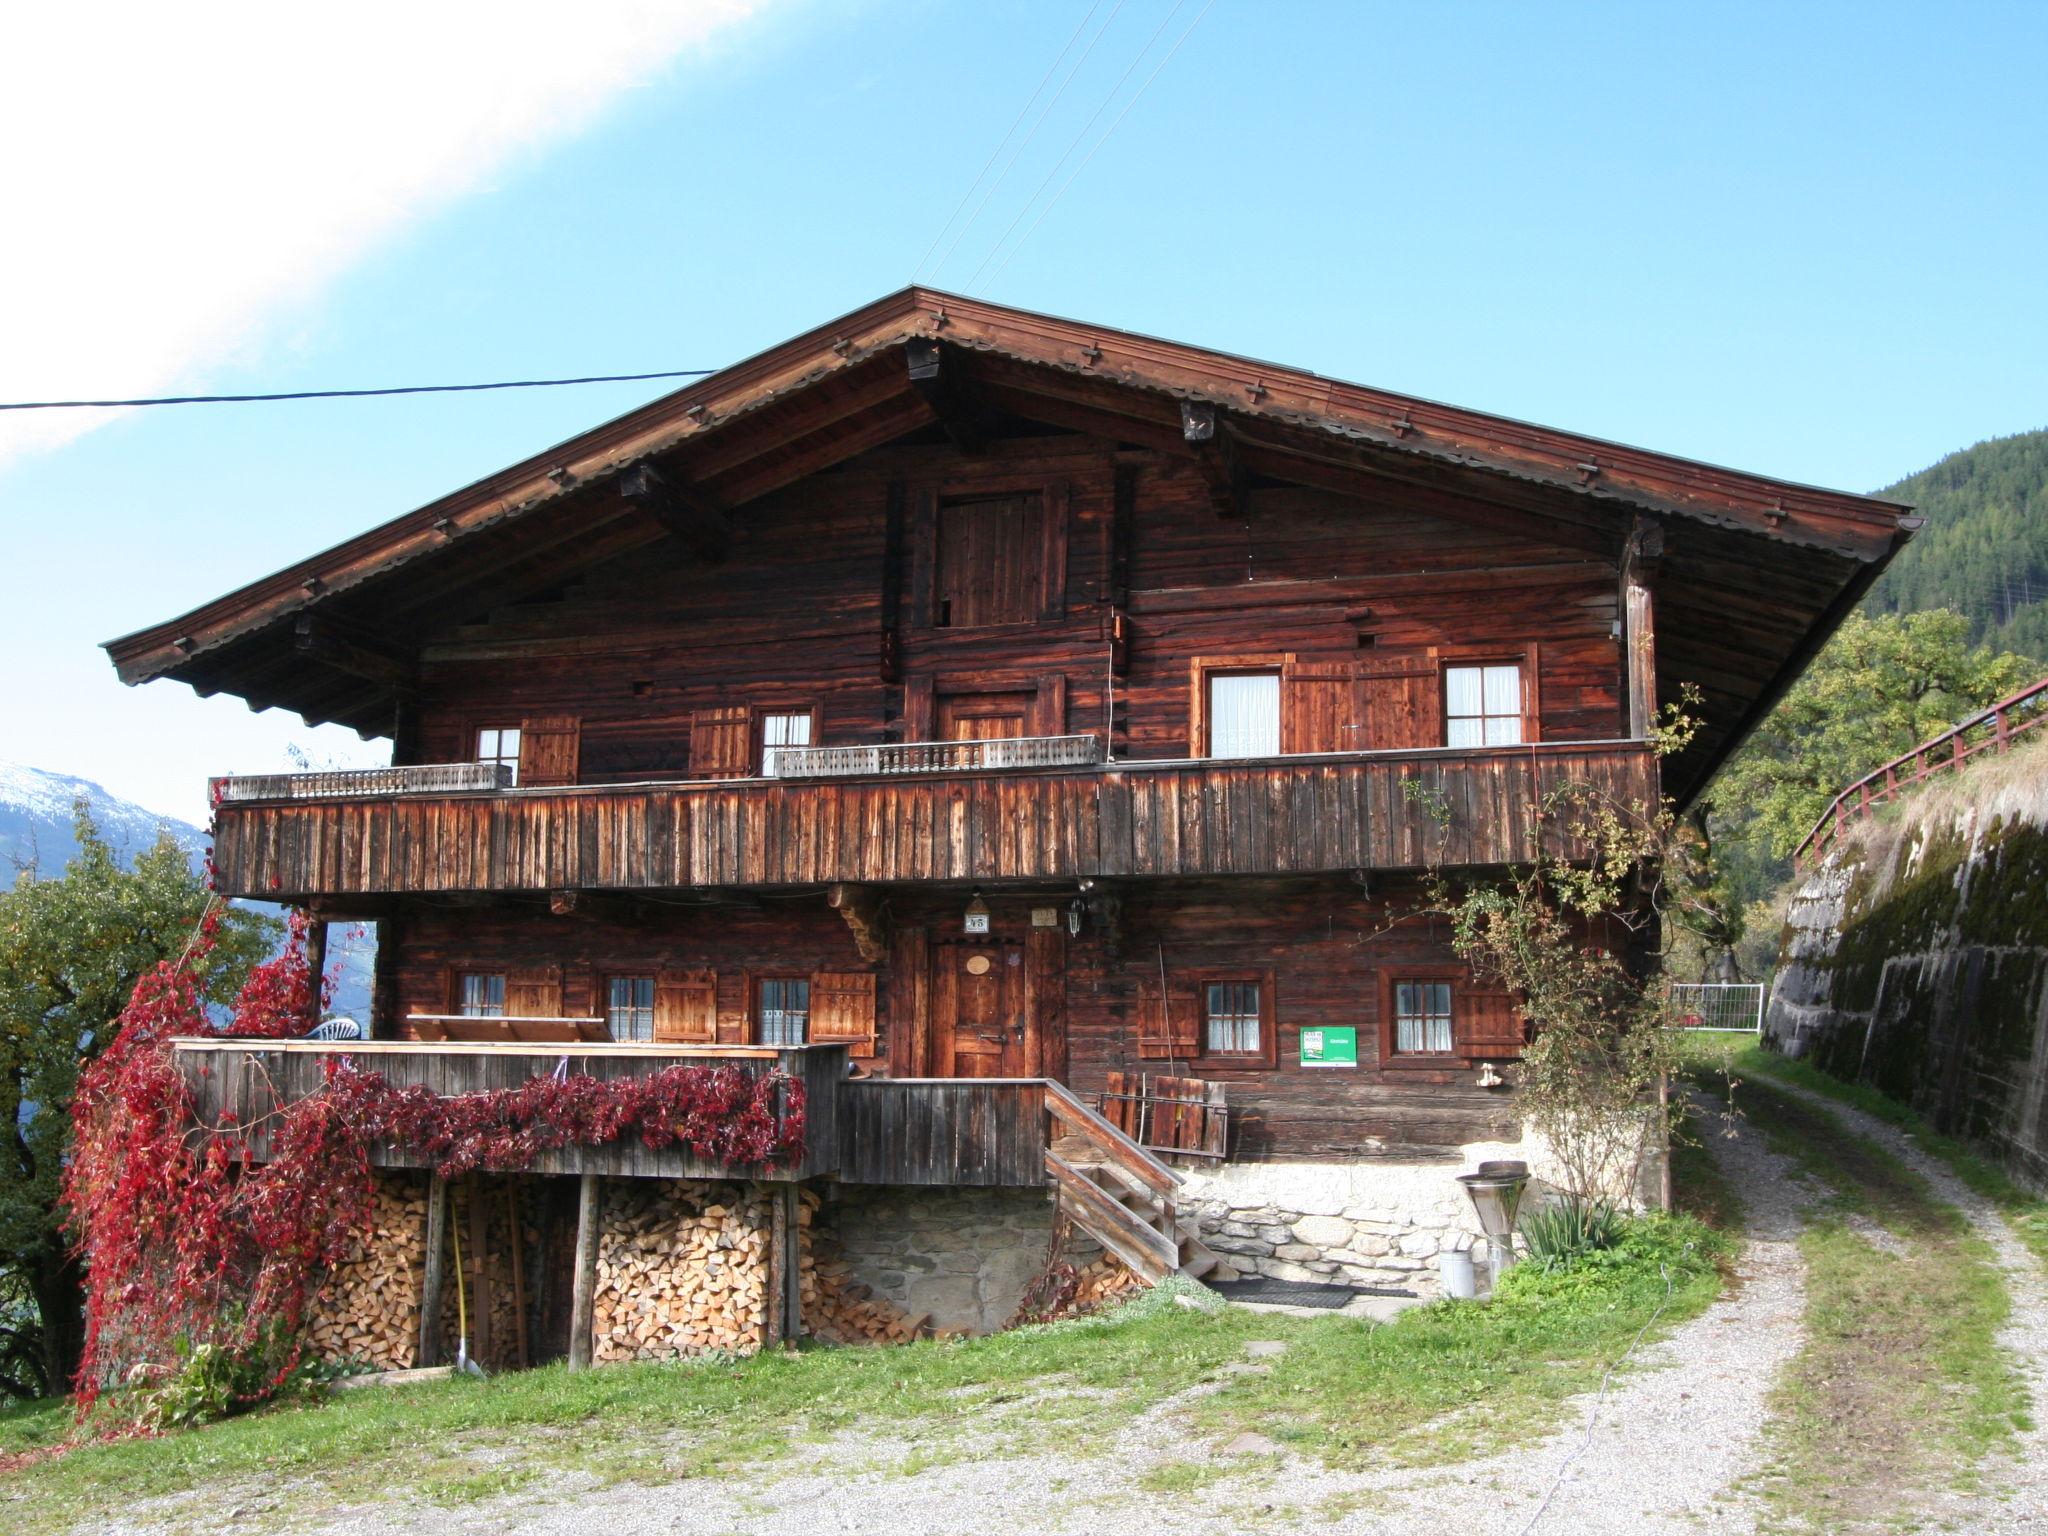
[{"x1": 64, "y1": 912, "x2": 806, "y2": 1421}]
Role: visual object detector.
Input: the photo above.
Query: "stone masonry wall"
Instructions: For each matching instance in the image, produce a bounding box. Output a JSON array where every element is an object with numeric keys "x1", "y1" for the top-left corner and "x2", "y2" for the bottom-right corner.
[{"x1": 816, "y1": 1185, "x2": 1057, "y2": 1334}]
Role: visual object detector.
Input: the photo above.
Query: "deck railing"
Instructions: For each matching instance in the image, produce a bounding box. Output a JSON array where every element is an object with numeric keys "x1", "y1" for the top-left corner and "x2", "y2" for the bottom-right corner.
[
  {"x1": 772, "y1": 734, "x2": 1101, "y2": 780},
  {"x1": 214, "y1": 762, "x2": 511, "y2": 803},
  {"x1": 1794, "y1": 675, "x2": 2048, "y2": 868}
]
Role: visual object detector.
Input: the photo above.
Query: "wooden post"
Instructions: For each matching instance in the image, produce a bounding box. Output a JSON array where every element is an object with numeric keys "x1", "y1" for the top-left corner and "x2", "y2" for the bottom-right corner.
[
  {"x1": 418, "y1": 1174, "x2": 448, "y2": 1367},
  {"x1": 780, "y1": 1183, "x2": 803, "y2": 1344},
  {"x1": 763, "y1": 1182, "x2": 787, "y2": 1348},
  {"x1": 466, "y1": 1182, "x2": 493, "y2": 1365},
  {"x1": 505, "y1": 1182, "x2": 529, "y2": 1370},
  {"x1": 304, "y1": 917, "x2": 328, "y2": 1031},
  {"x1": 567, "y1": 1173, "x2": 600, "y2": 1370}
]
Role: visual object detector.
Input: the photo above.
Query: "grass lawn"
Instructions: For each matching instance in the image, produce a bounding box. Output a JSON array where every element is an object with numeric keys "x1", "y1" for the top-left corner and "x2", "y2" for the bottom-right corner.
[
  {"x1": 0, "y1": 1208, "x2": 1729, "y2": 1533},
  {"x1": 1684, "y1": 1051, "x2": 2029, "y2": 1532}
]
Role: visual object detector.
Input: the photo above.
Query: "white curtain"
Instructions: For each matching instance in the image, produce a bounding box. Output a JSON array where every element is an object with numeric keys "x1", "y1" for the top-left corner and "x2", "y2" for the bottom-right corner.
[
  {"x1": 1209, "y1": 673, "x2": 1280, "y2": 758},
  {"x1": 1395, "y1": 981, "x2": 1453, "y2": 1053},
  {"x1": 761, "y1": 712, "x2": 813, "y2": 776},
  {"x1": 1445, "y1": 665, "x2": 1523, "y2": 747}
]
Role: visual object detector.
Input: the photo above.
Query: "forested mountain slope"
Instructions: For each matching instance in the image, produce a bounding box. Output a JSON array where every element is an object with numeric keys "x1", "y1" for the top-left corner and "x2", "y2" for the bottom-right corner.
[{"x1": 1866, "y1": 428, "x2": 2048, "y2": 663}]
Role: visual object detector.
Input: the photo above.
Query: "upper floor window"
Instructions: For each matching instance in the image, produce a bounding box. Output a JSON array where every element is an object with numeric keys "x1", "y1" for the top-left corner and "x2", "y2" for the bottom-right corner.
[
  {"x1": 757, "y1": 976, "x2": 810, "y2": 1046},
  {"x1": 1207, "y1": 671, "x2": 1281, "y2": 758},
  {"x1": 477, "y1": 726, "x2": 522, "y2": 785},
  {"x1": 1204, "y1": 980, "x2": 1263, "y2": 1056},
  {"x1": 607, "y1": 976, "x2": 655, "y2": 1042},
  {"x1": 1393, "y1": 978, "x2": 1454, "y2": 1055},
  {"x1": 458, "y1": 973, "x2": 506, "y2": 1018},
  {"x1": 935, "y1": 494, "x2": 1044, "y2": 627},
  {"x1": 759, "y1": 711, "x2": 814, "y2": 777},
  {"x1": 1445, "y1": 664, "x2": 1524, "y2": 748}
]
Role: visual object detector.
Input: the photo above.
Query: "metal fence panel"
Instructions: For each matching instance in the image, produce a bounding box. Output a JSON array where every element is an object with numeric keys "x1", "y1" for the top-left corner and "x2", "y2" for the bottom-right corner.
[{"x1": 1668, "y1": 982, "x2": 1764, "y2": 1032}]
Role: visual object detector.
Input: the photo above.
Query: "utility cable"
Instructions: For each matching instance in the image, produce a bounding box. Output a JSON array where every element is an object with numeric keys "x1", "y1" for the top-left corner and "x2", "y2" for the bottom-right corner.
[
  {"x1": 0, "y1": 368, "x2": 717, "y2": 412},
  {"x1": 913, "y1": 0, "x2": 1107, "y2": 280},
  {"x1": 978, "y1": 0, "x2": 1217, "y2": 292},
  {"x1": 966, "y1": 0, "x2": 1197, "y2": 292},
  {"x1": 926, "y1": 0, "x2": 1126, "y2": 284}
]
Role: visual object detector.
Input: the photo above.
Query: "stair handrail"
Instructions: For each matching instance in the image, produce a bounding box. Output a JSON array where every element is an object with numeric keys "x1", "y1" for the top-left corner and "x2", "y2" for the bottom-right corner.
[
  {"x1": 1794, "y1": 674, "x2": 2048, "y2": 869},
  {"x1": 1042, "y1": 1079, "x2": 1185, "y2": 1196}
]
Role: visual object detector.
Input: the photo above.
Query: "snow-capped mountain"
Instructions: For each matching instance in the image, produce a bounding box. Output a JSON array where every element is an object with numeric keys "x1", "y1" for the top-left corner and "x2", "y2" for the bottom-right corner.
[
  {"x1": 0, "y1": 760, "x2": 205, "y2": 874},
  {"x1": 0, "y1": 760, "x2": 373, "y2": 1019}
]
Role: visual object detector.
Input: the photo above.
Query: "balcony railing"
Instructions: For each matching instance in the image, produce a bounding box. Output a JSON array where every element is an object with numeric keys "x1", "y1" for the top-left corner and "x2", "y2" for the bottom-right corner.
[
  {"x1": 215, "y1": 762, "x2": 511, "y2": 803},
  {"x1": 771, "y1": 734, "x2": 1100, "y2": 780}
]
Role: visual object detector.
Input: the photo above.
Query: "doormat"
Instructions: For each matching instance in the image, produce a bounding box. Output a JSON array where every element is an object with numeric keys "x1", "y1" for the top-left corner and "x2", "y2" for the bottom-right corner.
[{"x1": 1209, "y1": 1277, "x2": 1416, "y2": 1308}]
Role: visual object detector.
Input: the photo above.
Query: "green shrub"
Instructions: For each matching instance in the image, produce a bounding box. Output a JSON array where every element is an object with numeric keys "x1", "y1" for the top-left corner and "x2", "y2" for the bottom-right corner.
[{"x1": 1518, "y1": 1197, "x2": 1625, "y2": 1271}]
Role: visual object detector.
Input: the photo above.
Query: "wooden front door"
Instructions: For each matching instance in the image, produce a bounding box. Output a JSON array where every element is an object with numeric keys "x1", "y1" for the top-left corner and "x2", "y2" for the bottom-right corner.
[
  {"x1": 933, "y1": 940, "x2": 1030, "y2": 1077},
  {"x1": 938, "y1": 691, "x2": 1032, "y2": 742}
]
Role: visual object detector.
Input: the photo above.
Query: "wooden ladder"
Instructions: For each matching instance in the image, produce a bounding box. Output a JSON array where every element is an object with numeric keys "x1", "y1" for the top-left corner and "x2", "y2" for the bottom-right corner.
[{"x1": 1043, "y1": 1081, "x2": 1224, "y2": 1285}]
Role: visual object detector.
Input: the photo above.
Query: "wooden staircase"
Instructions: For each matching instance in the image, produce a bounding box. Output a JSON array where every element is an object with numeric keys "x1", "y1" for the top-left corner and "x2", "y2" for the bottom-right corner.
[{"x1": 1043, "y1": 1081, "x2": 1226, "y2": 1284}]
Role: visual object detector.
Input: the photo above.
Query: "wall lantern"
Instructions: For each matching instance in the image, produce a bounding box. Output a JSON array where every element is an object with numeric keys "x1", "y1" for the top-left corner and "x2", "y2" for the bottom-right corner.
[
  {"x1": 963, "y1": 889, "x2": 991, "y2": 936},
  {"x1": 1456, "y1": 1159, "x2": 1531, "y2": 1282},
  {"x1": 1067, "y1": 897, "x2": 1086, "y2": 937}
]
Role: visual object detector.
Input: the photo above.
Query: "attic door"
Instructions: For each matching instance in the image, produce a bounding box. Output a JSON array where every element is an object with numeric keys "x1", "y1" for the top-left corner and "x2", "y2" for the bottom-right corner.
[{"x1": 934, "y1": 495, "x2": 1044, "y2": 627}]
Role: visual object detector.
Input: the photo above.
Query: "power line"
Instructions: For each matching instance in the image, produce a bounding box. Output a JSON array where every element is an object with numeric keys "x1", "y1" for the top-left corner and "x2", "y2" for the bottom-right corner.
[
  {"x1": 979, "y1": 0, "x2": 1218, "y2": 291},
  {"x1": 965, "y1": 0, "x2": 1195, "y2": 292},
  {"x1": 0, "y1": 368, "x2": 718, "y2": 412},
  {"x1": 913, "y1": 0, "x2": 1107, "y2": 281},
  {"x1": 926, "y1": 0, "x2": 1126, "y2": 284}
]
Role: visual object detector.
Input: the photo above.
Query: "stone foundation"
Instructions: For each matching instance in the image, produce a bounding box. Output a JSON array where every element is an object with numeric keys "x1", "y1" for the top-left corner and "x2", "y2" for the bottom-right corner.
[{"x1": 815, "y1": 1185, "x2": 1058, "y2": 1333}]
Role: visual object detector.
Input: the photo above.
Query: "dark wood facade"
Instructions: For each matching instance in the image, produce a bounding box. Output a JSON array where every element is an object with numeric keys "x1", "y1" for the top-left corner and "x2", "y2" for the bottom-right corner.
[{"x1": 112, "y1": 289, "x2": 1915, "y2": 1164}]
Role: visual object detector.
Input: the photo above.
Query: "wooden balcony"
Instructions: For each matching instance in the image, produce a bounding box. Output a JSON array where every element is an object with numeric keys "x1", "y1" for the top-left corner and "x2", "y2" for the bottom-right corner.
[{"x1": 206, "y1": 740, "x2": 1657, "y2": 901}]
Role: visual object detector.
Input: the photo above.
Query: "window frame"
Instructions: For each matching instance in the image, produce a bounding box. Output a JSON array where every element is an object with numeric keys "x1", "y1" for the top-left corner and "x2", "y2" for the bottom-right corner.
[
  {"x1": 1437, "y1": 644, "x2": 1541, "y2": 748},
  {"x1": 753, "y1": 973, "x2": 813, "y2": 1047},
  {"x1": 910, "y1": 477, "x2": 1070, "y2": 631},
  {"x1": 475, "y1": 725, "x2": 523, "y2": 785},
  {"x1": 1186, "y1": 966, "x2": 1279, "y2": 1069},
  {"x1": 603, "y1": 973, "x2": 657, "y2": 1043},
  {"x1": 754, "y1": 705, "x2": 819, "y2": 777},
  {"x1": 1378, "y1": 965, "x2": 1466, "y2": 1067},
  {"x1": 454, "y1": 971, "x2": 506, "y2": 1019},
  {"x1": 1188, "y1": 654, "x2": 1293, "y2": 760}
]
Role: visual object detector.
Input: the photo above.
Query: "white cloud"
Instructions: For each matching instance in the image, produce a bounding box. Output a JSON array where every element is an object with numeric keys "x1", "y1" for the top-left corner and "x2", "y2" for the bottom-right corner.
[{"x1": 0, "y1": 0, "x2": 769, "y2": 467}]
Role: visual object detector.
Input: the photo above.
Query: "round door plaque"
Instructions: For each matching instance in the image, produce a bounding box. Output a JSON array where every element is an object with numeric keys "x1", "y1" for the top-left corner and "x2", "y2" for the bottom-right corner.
[{"x1": 965, "y1": 954, "x2": 993, "y2": 976}]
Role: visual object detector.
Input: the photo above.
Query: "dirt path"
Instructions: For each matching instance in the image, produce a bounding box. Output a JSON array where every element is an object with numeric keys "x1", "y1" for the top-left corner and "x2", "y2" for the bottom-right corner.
[{"x1": 1762, "y1": 1079, "x2": 2048, "y2": 1534}]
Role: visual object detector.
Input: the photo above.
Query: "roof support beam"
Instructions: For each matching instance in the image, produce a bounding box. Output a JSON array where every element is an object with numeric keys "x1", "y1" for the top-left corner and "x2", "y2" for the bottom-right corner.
[
  {"x1": 293, "y1": 614, "x2": 416, "y2": 693},
  {"x1": 905, "y1": 339, "x2": 990, "y2": 454},
  {"x1": 1180, "y1": 400, "x2": 1248, "y2": 519},
  {"x1": 620, "y1": 463, "x2": 730, "y2": 563}
]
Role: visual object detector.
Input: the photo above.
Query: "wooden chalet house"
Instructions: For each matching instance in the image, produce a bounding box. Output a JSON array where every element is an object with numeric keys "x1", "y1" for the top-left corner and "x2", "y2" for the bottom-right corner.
[{"x1": 107, "y1": 290, "x2": 1913, "y2": 1360}]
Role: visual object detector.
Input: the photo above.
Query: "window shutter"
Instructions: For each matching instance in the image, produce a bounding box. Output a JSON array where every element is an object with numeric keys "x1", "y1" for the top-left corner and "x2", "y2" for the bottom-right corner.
[
  {"x1": 1459, "y1": 985, "x2": 1527, "y2": 1059},
  {"x1": 809, "y1": 971, "x2": 878, "y2": 1058},
  {"x1": 504, "y1": 964, "x2": 562, "y2": 1018},
  {"x1": 1136, "y1": 982, "x2": 1200, "y2": 1059},
  {"x1": 1358, "y1": 650, "x2": 1442, "y2": 750},
  {"x1": 1281, "y1": 662, "x2": 1362, "y2": 754},
  {"x1": 689, "y1": 706, "x2": 752, "y2": 778},
  {"x1": 517, "y1": 715, "x2": 581, "y2": 787},
  {"x1": 653, "y1": 969, "x2": 718, "y2": 1043}
]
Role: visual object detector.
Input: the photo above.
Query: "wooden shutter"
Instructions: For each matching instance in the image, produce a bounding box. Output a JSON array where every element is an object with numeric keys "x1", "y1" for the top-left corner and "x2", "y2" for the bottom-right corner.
[
  {"x1": 518, "y1": 715, "x2": 581, "y2": 787},
  {"x1": 504, "y1": 964, "x2": 562, "y2": 1018},
  {"x1": 1136, "y1": 981, "x2": 1200, "y2": 1060},
  {"x1": 1281, "y1": 662, "x2": 1362, "y2": 754},
  {"x1": 1358, "y1": 650, "x2": 1443, "y2": 750},
  {"x1": 689, "y1": 706, "x2": 752, "y2": 778},
  {"x1": 653, "y1": 969, "x2": 718, "y2": 1043},
  {"x1": 1459, "y1": 985, "x2": 1527, "y2": 1059},
  {"x1": 810, "y1": 971, "x2": 878, "y2": 1058}
]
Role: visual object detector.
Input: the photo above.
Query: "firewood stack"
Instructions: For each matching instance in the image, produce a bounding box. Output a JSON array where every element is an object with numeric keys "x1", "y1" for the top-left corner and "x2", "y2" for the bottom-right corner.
[
  {"x1": 591, "y1": 1180, "x2": 768, "y2": 1361},
  {"x1": 1071, "y1": 1252, "x2": 1144, "y2": 1309},
  {"x1": 306, "y1": 1172, "x2": 427, "y2": 1370},
  {"x1": 797, "y1": 1190, "x2": 936, "y2": 1345}
]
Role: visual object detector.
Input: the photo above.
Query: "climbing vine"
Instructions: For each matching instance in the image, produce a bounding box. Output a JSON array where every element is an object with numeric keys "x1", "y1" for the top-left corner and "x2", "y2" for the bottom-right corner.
[{"x1": 63, "y1": 906, "x2": 805, "y2": 1423}]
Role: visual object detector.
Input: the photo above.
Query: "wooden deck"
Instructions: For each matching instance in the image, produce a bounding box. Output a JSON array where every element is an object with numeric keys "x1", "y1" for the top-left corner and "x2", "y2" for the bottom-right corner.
[
  {"x1": 170, "y1": 1040, "x2": 1081, "y2": 1189},
  {"x1": 206, "y1": 742, "x2": 1657, "y2": 900}
]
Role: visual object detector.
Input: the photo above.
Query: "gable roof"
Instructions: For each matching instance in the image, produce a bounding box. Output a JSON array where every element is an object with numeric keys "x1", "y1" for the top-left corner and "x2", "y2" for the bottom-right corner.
[{"x1": 103, "y1": 285, "x2": 1916, "y2": 808}]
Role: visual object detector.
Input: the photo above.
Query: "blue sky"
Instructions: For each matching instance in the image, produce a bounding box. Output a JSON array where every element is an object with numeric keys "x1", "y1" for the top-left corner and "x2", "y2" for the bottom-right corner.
[{"x1": 4, "y1": 0, "x2": 2045, "y2": 823}]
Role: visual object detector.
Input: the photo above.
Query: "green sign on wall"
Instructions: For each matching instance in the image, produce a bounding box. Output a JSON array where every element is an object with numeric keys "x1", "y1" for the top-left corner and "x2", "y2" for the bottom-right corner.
[{"x1": 1299, "y1": 1025, "x2": 1358, "y2": 1068}]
